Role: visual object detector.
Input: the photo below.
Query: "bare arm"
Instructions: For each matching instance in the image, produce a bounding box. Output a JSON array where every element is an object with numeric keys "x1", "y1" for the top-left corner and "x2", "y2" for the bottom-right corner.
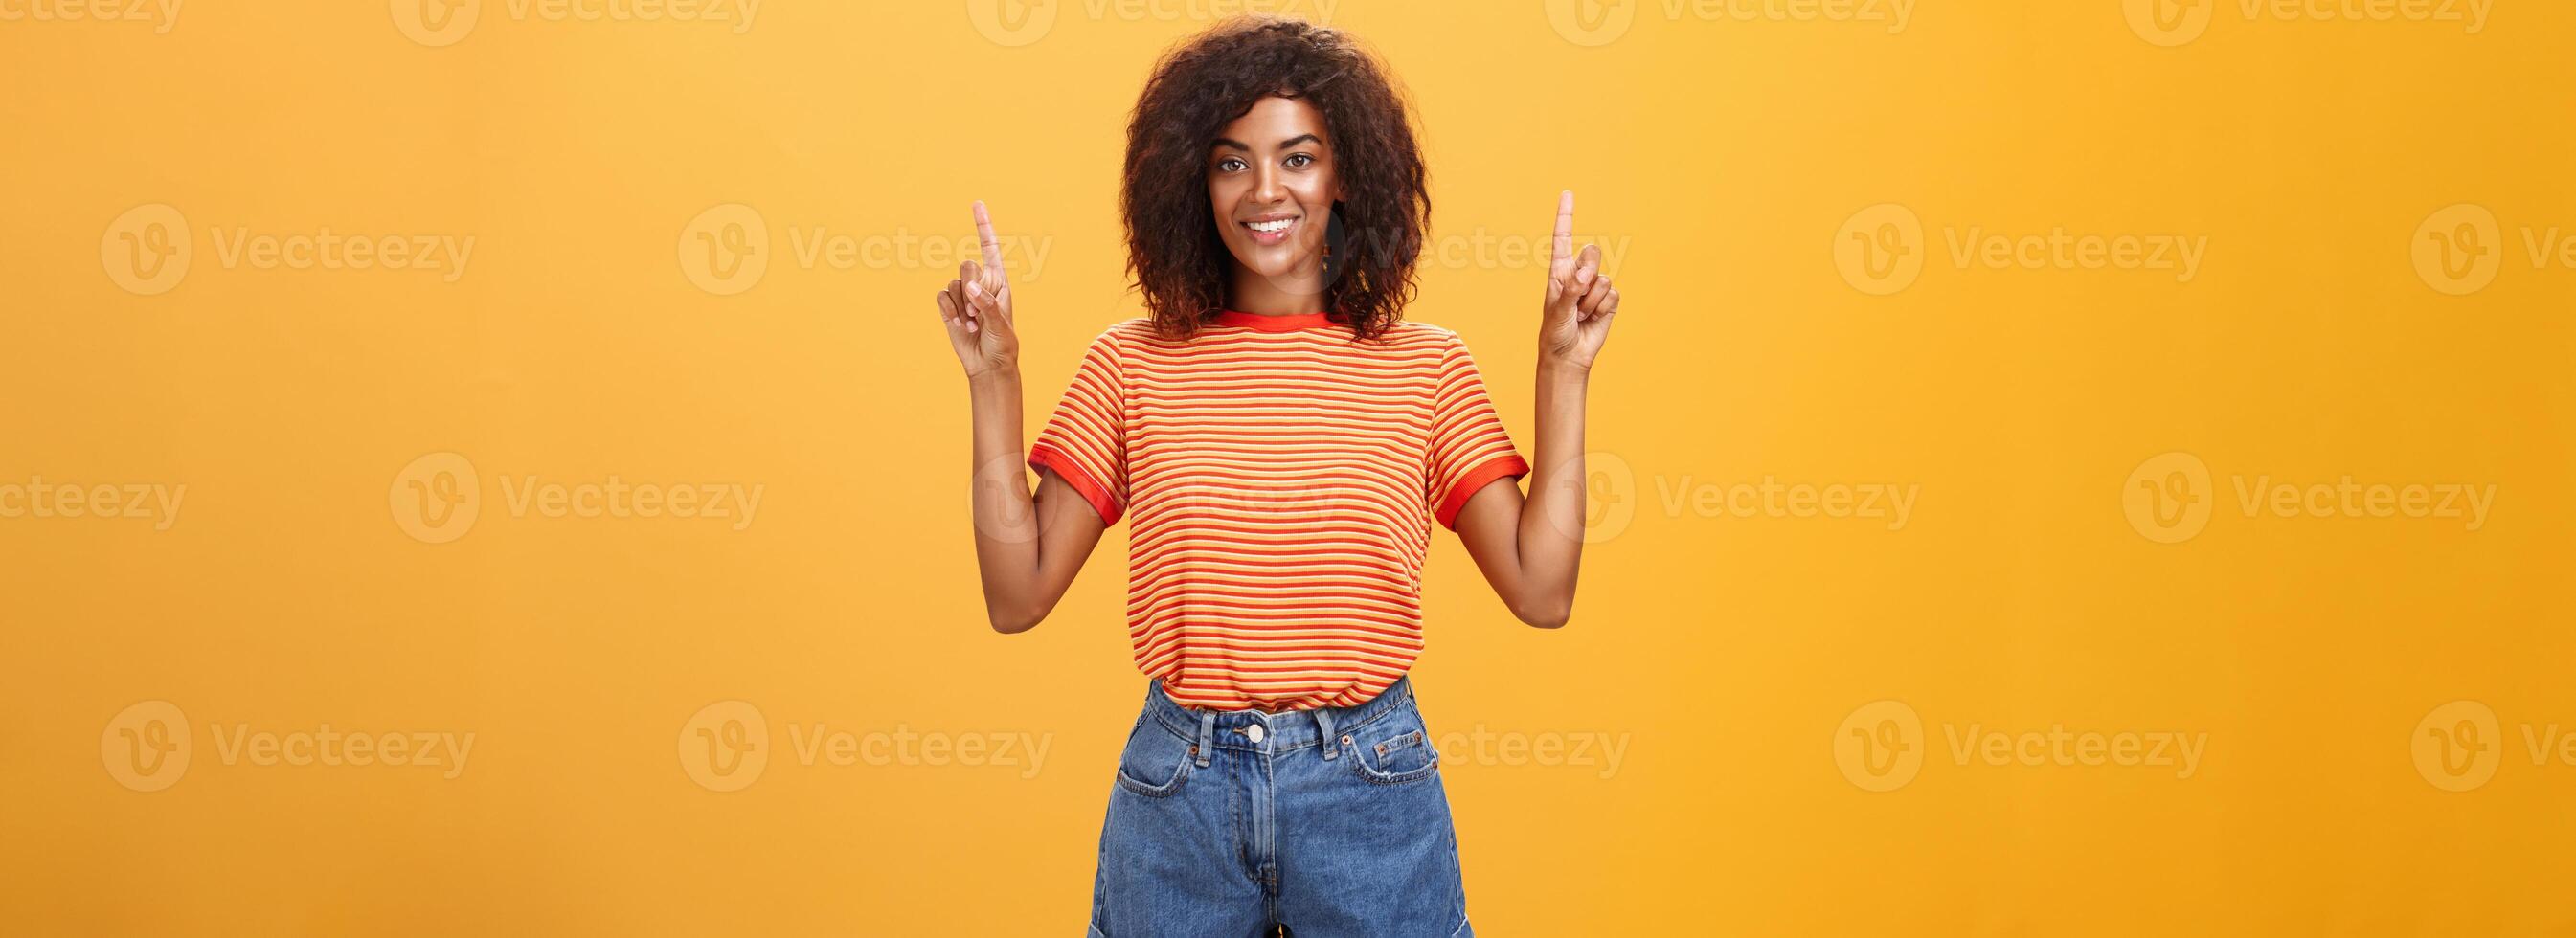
[
  {"x1": 938, "y1": 202, "x2": 1108, "y2": 633},
  {"x1": 1455, "y1": 190, "x2": 1622, "y2": 629}
]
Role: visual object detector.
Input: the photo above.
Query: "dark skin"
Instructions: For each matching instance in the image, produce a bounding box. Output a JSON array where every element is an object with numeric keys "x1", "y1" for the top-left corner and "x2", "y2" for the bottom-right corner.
[
  {"x1": 937, "y1": 95, "x2": 1621, "y2": 632},
  {"x1": 1204, "y1": 97, "x2": 1343, "y2": 315}
]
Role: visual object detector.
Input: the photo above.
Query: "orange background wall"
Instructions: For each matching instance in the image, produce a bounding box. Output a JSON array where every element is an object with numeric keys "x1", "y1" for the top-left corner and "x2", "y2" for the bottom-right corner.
[{"x1": 5, "y1": 0, "x2": 2572, "y2": 933}]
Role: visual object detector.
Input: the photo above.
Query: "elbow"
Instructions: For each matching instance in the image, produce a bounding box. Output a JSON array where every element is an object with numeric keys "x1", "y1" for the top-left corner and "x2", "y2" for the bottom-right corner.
[
  {"x1": 1511, "y1": 596, "x2": 1573, "y2": 630},
  {"x1": 986, "y1": 599, "x2": 1048, "y2": 635}
]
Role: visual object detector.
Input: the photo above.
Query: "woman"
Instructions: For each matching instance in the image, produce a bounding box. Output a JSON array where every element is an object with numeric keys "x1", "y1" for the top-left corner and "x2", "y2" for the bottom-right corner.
[{"x1": 934, "y1": 15, "x2": 1620, "y2": 936}]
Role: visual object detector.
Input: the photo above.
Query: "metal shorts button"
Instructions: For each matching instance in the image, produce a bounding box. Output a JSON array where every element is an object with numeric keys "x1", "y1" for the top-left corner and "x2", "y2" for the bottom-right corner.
[{"x1": 1245, "y1": 723, "x2": 1266, "y2": 744}]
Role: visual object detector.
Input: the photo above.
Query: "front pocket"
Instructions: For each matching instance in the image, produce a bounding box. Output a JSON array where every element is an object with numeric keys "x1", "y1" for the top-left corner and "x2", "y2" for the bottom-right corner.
[
  {"x1": 1347, "y1": 724, "x2": 1440, "y2": 785},
  {"x1": 1112, "y1": 719, "x2": 1195, "y2": 797}
]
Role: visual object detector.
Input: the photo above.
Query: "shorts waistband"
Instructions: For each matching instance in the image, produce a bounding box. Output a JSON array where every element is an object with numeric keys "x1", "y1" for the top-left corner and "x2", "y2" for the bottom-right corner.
[{"x1": 1143, "y1": 677, "x2": 1417, "y2": 758}]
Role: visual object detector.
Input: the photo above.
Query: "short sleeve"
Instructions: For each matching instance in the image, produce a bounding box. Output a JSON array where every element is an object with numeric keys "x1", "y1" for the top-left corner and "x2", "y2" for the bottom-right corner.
[
  {"x1": 1427, "y1": 333, "x2": 1529, "y2": 530},
  {"x1": 1028, "y1": 328, "x2": 1128, "y2": 525}
]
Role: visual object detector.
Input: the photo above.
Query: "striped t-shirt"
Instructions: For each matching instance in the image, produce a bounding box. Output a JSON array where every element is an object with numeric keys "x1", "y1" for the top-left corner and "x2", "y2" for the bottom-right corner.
[{"x1": 1028, "y1": 309, "x2": 1529, "y2": 712}]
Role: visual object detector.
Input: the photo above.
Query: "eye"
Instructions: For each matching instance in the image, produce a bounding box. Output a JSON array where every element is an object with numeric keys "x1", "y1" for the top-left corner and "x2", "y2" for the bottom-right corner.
[
  {"x1": 1283, "y1": 153, "x2": 1314, "y2": 168},
  {"x1": 1215, "y1": 157, "x2": 1247, "y2": 173}
]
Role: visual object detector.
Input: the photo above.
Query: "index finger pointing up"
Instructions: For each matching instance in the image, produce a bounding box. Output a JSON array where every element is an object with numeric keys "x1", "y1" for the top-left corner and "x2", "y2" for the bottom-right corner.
[
  {"x1": 1551, "y1": 190, "x2": 1575, "y2": 273},
  {"x1": 973, "y1": 200, "x2": 1005, "y2": 272}
]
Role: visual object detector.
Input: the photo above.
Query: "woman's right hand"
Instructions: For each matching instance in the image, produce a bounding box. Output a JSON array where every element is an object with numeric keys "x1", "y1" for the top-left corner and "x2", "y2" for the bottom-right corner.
[{"x1": 937, "y1": 200, "x2": 1021, "y2": 379}]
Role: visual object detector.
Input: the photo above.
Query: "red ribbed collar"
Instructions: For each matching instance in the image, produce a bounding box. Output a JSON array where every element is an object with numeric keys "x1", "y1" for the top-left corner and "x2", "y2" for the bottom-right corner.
[{"x1": 1212, "y1": 309, "x2": 1334, "y2": 331}]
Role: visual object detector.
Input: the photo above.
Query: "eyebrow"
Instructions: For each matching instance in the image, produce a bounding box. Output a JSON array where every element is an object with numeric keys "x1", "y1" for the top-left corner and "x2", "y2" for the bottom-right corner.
[{"x1": 1211, "y1": 133, "x2": 1324, "y2": 152}]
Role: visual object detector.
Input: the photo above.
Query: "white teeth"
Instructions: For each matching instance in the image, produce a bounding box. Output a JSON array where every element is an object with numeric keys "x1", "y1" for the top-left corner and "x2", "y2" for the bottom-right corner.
[{"x1": 1248, "y1": 218, "x2": 1294, "y2": 234}]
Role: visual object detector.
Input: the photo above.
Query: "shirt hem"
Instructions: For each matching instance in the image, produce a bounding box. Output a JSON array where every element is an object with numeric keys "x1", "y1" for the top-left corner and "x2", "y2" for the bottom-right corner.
[
  {"x1": 1434, "y1": 454, "x2": 1530, "y2": 530},
  {"x1": 1028, "y1": 444, "x2": 1122, "y2": 526}
]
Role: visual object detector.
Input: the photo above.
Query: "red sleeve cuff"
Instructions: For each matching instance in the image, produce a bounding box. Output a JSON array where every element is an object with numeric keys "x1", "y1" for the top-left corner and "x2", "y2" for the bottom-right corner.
[
  {"x1": 1028, "y1": 444, "x2": 1122, "y2": 525},
  {"x1": 1434, "y1": 454, "x2": 1529, "y2": 531}
]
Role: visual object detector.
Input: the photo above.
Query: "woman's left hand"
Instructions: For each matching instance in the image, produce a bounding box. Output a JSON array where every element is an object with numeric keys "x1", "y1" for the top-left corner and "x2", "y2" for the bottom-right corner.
[{"x1": 1539, "y1": 190, "x2": 1620, "y2": 370}]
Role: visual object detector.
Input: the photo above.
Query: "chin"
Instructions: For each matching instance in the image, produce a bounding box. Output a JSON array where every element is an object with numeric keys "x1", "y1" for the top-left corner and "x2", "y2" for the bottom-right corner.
[{"x1": 1230, "y1": 247, "x2": 1317, "y2": 279}]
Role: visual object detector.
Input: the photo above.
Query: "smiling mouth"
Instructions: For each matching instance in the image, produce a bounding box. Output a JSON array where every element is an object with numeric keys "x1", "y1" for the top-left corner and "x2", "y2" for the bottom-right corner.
[{"x1": 1240, "y1": 216, "x2": 1299, "y2": 245}]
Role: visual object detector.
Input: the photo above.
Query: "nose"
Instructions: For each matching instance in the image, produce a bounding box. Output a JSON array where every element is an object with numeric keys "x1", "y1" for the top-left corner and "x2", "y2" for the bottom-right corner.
[{"x1": 1251, "y1": 162, "x2": 1285, "y2": 206}]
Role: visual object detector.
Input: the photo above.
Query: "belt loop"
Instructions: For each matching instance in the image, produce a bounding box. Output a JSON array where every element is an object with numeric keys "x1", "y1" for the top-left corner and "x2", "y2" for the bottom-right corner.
[
  {"x1": 1195, "y1": 712, "x2": 1215, "y2": 768},
  {"x1": 1316, "y1": 706, "x2": 1338, "y2": 761}
]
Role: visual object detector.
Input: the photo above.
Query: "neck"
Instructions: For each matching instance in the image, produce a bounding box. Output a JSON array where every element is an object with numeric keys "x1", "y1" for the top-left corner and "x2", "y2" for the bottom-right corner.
[{"x1": 1226, "y1": 258, "x2": 1328, "y2": 316}]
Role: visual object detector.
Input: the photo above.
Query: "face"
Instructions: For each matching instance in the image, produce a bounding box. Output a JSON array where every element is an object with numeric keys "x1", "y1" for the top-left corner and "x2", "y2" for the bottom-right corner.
[{"x1": 1208, "y1": 95, "x2": 1343, "y2": 293}]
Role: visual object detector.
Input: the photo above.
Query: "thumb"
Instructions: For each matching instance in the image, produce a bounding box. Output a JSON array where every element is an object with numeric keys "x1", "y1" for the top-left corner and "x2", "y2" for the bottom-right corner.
[{"x1": 1544, "y1": 272, "x2": 1574, "y2": 319}]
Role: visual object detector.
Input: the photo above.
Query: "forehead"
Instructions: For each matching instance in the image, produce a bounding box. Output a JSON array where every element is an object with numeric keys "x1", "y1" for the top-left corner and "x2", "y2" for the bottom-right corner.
[{"x1": 1215, "y1": 96, "x2": 1328, "y2": 147}]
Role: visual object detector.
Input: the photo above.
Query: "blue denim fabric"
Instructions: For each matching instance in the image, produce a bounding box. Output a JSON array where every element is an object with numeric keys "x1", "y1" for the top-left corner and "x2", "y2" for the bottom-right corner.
[{"x1": 1087, "y1": 676, "x2": 1472, "y2": 937}]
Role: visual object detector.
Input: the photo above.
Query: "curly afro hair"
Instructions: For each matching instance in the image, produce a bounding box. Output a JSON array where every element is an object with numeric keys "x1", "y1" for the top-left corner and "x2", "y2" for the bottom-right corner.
[{"x1": 1122, "y1": 15, "x2": 1429, "y2": 342}]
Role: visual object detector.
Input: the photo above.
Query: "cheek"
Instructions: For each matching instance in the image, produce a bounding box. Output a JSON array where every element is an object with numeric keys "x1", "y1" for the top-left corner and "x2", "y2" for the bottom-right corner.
[
  {"x1": 1297, "y1": 177, "x2": 1336, "y2": 237},
  {"x1": 1208, "y1": 175, "x2": 1242, "y2": 211},
  {"x1": 1295, "y1": 172, "x2": 1336, "y2": 206},
  {"x1": 1305, "y1": 164, "x2": 1341, "y2": 204}
]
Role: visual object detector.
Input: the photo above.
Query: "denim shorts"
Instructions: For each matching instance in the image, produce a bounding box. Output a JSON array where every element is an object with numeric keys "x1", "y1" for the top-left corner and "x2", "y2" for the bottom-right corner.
[{"x1": 1087, "y1": 675, "x2": 1473, "y2": 937}]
